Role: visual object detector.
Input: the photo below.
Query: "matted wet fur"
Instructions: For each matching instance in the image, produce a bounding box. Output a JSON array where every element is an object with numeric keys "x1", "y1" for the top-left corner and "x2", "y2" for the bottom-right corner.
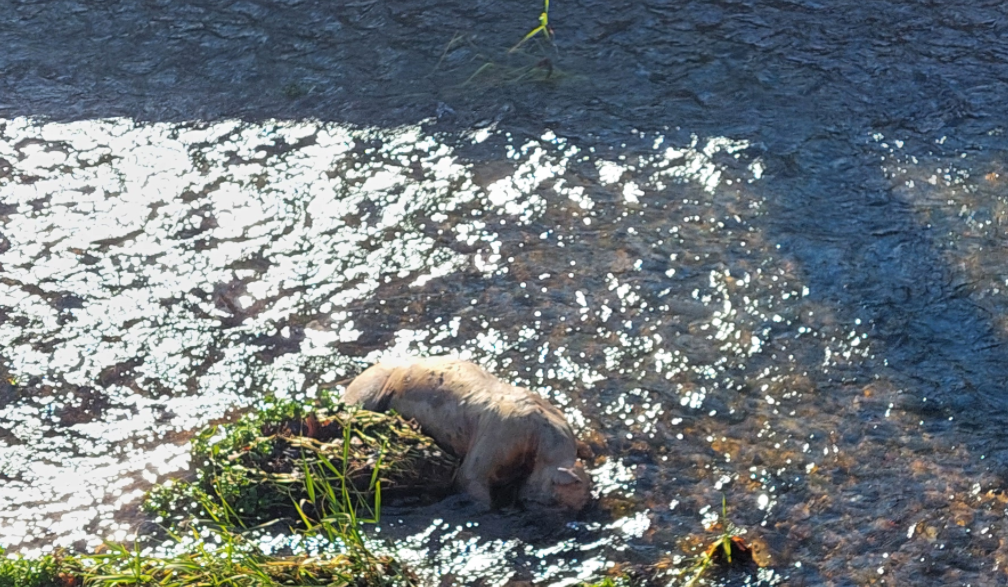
[{"x1": 343, "y1": 356, "x2": 591, "y2": 512}]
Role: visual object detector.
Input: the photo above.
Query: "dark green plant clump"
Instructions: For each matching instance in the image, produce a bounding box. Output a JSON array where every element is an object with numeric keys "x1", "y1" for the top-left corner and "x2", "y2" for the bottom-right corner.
[
  {"x1": 1, "y1": 393, "x2": 446, "y2": 587},
  {"x1": 0, "y1": 550, "x2": 80, "y2": 587},
  {"x1": 144, "y1": 392, "x2": 459, "y2": 530}
]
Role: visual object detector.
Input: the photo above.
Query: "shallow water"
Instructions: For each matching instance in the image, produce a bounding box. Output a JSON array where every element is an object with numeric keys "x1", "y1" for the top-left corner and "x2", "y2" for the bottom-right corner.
[{"x1": 3, "y1": 0, "x2": 1008, "y2": 585}]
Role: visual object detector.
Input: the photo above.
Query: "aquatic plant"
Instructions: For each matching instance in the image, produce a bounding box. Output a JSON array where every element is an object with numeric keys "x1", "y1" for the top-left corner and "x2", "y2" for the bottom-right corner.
[
  {"x1": 683, "y1": 496, "x2": 758, "y2": 587},
  {"x1": 431, "y1": 0, "x2": 561, "y2": 86},
  {"x1": 431, "y1": 30, "x2": 560, "y2": 87},
  {"x1": 511, "y1": 0, "x2": 553, "y2": 52},
  {"x1": 463, "y1": 54, "x2": 559, "y2": 86},
  {"x1": 131, "y1": 393, "x2": 449, "y2": 586}
]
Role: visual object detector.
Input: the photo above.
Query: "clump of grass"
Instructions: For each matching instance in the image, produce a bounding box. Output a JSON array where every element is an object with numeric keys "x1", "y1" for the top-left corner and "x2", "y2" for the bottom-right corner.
[
  {"x1": 0, "y1": 538, "x2": 417, "y2": 587},
  {"x1": 145, "y1": 392, "x2": 458, "y2": 531},
  {"x1": 2, "y1": 392, "x2": 432, "y2": 587},
  {"x1": 0, "y1": 549, "x2": 80, "y2": 587},
  {"x1": 78, "y1": 530, "x2": 416, "y2": 587},
  {"x1": 431, "y1": 32, "x2": 561, "y2": 87},
  {"x1": 463, "y1": 52, "x2": 559, "y2": 86},
  {"x1": 126, "y1": 392, "x2": 450, "y2": 586}
]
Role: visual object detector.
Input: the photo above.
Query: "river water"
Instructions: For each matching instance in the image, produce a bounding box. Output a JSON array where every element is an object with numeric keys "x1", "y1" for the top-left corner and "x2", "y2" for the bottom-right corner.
[{"x1": 3, "y1": 0, "x2": 1008, "y2": 585}]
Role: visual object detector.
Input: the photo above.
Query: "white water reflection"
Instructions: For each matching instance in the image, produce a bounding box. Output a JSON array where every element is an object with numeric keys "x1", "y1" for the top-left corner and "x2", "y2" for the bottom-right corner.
[{"x1": 0, "y1": 115, "x2": 774, "y2": 570}]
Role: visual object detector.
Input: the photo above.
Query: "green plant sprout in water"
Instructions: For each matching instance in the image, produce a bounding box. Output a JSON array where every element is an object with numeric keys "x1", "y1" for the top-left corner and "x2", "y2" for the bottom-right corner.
[
  {"x1": 434, "y1": 30, "x2": 560, "y2": 87},
  {"x1": 511, "y1": 0, "x2": 553, "y2": 53},
  {"x1": 431, "y1": 0, "x2": 562, "y2": 87},
  {"x1": 683, "y1": 496, "x2": 759, "y2": 587}
]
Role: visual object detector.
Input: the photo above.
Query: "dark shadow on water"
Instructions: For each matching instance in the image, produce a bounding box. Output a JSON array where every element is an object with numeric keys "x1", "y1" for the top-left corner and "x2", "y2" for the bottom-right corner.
[{"x1": 759, "y1": 136, "x2": 1008, "y2": 422}]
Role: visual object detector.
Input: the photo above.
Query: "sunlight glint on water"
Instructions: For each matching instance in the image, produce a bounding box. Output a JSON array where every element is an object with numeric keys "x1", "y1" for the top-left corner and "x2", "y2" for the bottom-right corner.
[{"x1": 1, "y1": 116, "x2": 787, "y2": 583}]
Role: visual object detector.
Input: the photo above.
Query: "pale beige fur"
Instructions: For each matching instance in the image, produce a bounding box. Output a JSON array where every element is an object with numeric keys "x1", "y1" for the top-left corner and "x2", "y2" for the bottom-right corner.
[{"x1": 343, "y1": 356, "x2": 591, "y2": 512}]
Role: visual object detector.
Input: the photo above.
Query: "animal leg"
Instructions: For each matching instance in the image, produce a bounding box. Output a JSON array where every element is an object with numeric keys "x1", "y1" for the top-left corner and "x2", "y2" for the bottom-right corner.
[
  {"x1": 459, "y1": 436, "x2": 512, "y2": 508},
  {"x1": 459, "y1": 458, "x2": 493, "y2": 507}
]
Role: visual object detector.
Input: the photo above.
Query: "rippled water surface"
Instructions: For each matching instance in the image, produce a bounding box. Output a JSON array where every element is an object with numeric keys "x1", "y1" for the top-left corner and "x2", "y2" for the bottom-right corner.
[{"x1": 3, "y1": 0, "x2": 1008, "y2": 585}]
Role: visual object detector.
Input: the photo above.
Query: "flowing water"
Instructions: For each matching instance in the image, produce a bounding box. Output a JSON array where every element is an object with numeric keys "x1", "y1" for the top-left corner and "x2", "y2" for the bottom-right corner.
[{"x1": 3, "y1": 0, "x2": 1008, "y2": 585}]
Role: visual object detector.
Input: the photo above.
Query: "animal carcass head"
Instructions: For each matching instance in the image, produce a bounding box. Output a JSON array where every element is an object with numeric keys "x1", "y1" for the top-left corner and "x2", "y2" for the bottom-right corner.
[{"x1": 520, "y1": 461, "x2": 591, "y2": 512}]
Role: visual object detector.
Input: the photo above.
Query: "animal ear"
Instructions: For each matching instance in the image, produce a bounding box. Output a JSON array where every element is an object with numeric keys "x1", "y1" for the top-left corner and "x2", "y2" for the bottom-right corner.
[{"x1": 553, "y1": 467, "x2": 585, "y2": 486}]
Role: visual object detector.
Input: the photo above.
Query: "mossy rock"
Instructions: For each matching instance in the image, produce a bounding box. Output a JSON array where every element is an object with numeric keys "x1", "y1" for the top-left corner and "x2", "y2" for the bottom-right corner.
[{"x1": 146, "y1": 392, "x2": 459, "y2": 529}]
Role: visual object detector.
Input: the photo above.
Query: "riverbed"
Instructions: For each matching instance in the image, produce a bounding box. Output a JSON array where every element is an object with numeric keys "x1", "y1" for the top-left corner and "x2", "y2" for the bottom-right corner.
[{"x1": 3, "y1": 0, "x2": 1008, "y2": 585}]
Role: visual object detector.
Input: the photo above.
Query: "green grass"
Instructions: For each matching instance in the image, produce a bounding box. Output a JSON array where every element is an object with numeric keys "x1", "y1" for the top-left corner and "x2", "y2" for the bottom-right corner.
[
  {"x1": 77, "y1": 531, "x2": 416, "y2": 587},
  {"x1": 2, "y1": 533, "x2": 417, "y2": 587},
  {"x1": 0, "y1": 550, "x2": 79, "y2": 587},
  {"x1": 144, "y1": 393, "x2": 457, "y2": 532},
  {"x1": 1, "y1": 394, "x2": 441, "y2": 587},
  {"x1": 1, "y1": 394, "x2": 425, "y2": 586}
]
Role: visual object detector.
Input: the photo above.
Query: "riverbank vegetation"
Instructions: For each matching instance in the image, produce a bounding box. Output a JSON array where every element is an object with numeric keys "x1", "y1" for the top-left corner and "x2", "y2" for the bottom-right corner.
[
  {"x1": 143, "y1": 392, "x2": 457, "y2": 531},
  {"x1": 3, "y1": 394, "x2": 438, "y2": 587},
  {"x1": 1, "y1": 394, "x2": 762, "y2": 586}
]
